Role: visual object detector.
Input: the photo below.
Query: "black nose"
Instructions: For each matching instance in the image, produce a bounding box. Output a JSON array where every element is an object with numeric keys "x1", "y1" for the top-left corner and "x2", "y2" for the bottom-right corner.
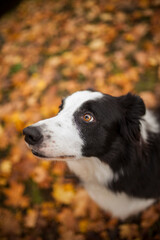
[{"x1": 23, "y1": 126, "x2": 43, "y2": 145}]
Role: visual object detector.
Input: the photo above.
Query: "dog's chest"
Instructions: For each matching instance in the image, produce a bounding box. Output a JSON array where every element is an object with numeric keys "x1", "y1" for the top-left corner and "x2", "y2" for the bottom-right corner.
[{"x1": 67, "y1": 157, "x2": 154, "y2": 219}]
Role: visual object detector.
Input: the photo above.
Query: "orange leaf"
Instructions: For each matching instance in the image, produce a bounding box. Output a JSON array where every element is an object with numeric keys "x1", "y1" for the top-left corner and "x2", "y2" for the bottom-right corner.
[{"x1": 4, "y1": 181, "x2": 29, "y2": 208}]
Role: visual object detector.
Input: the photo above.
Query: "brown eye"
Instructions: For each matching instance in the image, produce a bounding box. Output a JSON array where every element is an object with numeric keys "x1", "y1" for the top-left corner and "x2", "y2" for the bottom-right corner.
[{"x1": 82, "y1": 113, "x2": 94, "y2": 122}]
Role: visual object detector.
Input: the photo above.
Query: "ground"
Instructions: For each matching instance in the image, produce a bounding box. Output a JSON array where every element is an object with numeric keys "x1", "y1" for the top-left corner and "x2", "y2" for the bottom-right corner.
[{"x1": 0, "y1": 0, "x2": 160, "y2": 239}]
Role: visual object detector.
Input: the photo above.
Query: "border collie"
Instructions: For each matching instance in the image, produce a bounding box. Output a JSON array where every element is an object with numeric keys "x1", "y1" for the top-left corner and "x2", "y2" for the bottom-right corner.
[{"x1": 23, "y1": 90, "x2": 160, "y2": 219}]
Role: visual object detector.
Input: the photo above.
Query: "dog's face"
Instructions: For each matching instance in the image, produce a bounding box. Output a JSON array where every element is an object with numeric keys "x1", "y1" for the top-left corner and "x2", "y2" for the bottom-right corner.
[{"x1": 23, "y1": 90, "x2": 145, "y2": 161}]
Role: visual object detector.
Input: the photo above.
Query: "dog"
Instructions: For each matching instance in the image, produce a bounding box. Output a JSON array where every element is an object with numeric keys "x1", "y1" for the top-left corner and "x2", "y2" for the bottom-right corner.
[{"x1": 23, "y1": 90, "x2": 160, "y2": 219}]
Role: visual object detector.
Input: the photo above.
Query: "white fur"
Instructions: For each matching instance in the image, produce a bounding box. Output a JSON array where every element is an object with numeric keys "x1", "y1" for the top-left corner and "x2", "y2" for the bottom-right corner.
[
  {"x1": 68, "y1": 157, "x2": 154, "y2": 219},
  {"x1": 68, "y1": 157, "x2": 114, "y2": 184},
  {"x1": 140, "y1": 110, "x2": 159, "y2": 141},
  {"x1": 31, "y1": 90, "x2": 103, "y2": 159}
]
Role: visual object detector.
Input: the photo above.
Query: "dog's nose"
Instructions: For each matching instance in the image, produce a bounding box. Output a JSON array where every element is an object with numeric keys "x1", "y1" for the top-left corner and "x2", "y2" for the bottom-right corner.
[{"x1": 23, "y1": 126, "x2": 43, "y2": 145}]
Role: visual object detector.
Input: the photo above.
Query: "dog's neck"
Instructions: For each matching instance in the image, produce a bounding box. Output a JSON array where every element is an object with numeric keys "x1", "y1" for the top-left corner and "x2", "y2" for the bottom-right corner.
[
  {"x1": 67, "y1": 157, "x2": 114, "y2": 185},
  {"x1": 67, "y1": 156, "x2": 155, "y2": 220}
]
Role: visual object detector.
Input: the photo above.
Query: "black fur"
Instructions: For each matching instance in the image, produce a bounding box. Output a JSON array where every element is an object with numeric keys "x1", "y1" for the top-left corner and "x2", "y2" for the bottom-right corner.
[
  {"x1": 58, "y1": 98, "x2": 65, "y2": 112},
  {"x1": 74, "y1": 93, "x2": 160, "y2": 199}
]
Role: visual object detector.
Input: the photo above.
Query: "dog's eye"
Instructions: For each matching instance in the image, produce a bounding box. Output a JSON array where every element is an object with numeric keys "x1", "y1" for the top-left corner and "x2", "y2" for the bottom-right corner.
[{"x1": 82, "y1": 113, "x2": 95, "y2": 123}]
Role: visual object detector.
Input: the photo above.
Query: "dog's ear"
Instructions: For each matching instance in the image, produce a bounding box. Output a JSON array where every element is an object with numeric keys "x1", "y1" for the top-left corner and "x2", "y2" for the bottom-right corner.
[{"x1": 118, "y1": 93, "x2": 146, "y2": 142}]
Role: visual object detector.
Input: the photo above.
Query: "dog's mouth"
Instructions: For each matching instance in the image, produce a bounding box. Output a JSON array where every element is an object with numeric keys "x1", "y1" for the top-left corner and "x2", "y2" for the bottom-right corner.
[
  {"x1": 32, "y1": 150, "x2": 48, "y2": 158},
  {"x1": 31, "y1": 149, "x2": 75, "y2": 160}
]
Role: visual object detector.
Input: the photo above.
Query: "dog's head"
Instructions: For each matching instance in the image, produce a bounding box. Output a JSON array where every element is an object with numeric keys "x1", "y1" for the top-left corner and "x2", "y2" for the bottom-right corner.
[{"x1": 23, "y1": 90, "x2": 145, "y2": 161}]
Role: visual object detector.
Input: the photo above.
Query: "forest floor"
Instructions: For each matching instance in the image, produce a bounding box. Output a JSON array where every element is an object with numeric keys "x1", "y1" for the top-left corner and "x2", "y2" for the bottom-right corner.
[{"x1": 0, "y1": 0, "x2": 160, "y2": 239}]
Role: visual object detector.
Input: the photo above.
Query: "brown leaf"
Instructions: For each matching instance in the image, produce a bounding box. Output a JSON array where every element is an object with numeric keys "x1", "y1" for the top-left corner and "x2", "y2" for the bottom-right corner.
[
  {"x1": 12, "y1": 70, "x2": 28, "y2": 87},
  {"x1": 106, "y1": 218, "x2": 119, "y2": 230},
  {"x1": 58, "y1": 208, "x2": 77, "y2": 231},
  {"x1": 24, "y1": 208, "x2": 38, "y2": 228},
  {"x1": 41, "y1": 202, "x2": 55, "y2": 219},
  {"x1": 32, "y1": 165, "x2": 52, "y2": 188},
  {"x1": 141, "y1": 206, "x2": 159, "y2": 229},
  {"x1": 73, "y1": 189, "x2": 91, "y2": 218},
  {"x1": 11, "y1": 157, "x2": 36, "y2": 181},
  {"x1": 0, "y1": 209, "x2": 21, "y2": 235},
  {"x1": 0, "y1": 125, "x2": 9, "y2": 149},
  {"x1": 134, "y1": 51, "x2": 148, "y2": 66},
  {"x1": 119, "y1": 224, "x2": 139, "y2": 240},
  {"x1": 132, "y1": 24, "x2": 148, "y2": 40}
]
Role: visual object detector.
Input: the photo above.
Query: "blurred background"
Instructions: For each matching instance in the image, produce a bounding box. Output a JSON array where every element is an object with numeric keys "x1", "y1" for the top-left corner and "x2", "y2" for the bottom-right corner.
[{"x1": 0, "y1": 0, "x2": 160, "y2": 239}]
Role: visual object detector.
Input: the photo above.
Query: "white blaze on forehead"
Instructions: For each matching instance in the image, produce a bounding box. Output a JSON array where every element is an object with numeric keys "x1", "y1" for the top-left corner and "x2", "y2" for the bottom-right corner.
[{"x1": 61, "y1": 90, "x2": 103, "y2": 114}]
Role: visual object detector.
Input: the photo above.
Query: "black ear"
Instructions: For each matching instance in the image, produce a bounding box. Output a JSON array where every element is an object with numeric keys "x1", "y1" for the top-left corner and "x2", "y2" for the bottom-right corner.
[{"x1": 118, "y1": 93, "x2": 146, "y2": 142}]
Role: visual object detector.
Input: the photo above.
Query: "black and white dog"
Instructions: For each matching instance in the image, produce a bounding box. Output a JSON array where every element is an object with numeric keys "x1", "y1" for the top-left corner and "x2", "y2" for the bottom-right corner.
[{"x1": 23, "y1": 90, "x2": 160, "y2": 219}]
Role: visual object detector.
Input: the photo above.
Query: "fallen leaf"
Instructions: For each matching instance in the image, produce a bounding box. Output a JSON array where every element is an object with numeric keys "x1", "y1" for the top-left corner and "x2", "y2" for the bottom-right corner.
[
  {"x1": 119, "y1": 224, "x2": 139, "y2": 239},
  {"x1": 141, "y1": 206, "x2": 159, "y2": 229},
  {"x1": 79, "y1": 219, "x2": 89, "y2": 233},
  {"x1": 58, "y1": 208, "x2": 77, "y2": 230},
  {"x1": 0, "y1": 160, "x2": 12, "y2": 176},
  {"x1": 41, "y1": 201, "x2": 55, "y2": 219},
  {"x1": 32, "y1": 166, "x2": 52, "y2": 188},
  {"x1": 73, "y1": 189, "x2": 90, "y2": 218},
  {"x1": 0, "y1": 209, "x2": 21, "y2": 235},
  {"x1": 52, "y1": 183, "x2": 75, "y2": 205},
  {"x1": 4, "y1": 181, "x2": 29, "y2": 207},
  {"x1": 24, "y1": 208, "x2": 38, "y2": 228},
  {"x1": 89, "y1": 39, "x2": 105, "y2": 50}
]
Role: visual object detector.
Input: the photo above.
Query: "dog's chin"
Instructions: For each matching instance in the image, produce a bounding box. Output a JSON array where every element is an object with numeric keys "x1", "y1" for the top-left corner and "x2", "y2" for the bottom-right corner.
[
  {"x1": 31, "y1": 150, "x2": 49, "y2": 159},
  {"x1": 31, "y1": 149, "x2": 75, "y2": 160}
]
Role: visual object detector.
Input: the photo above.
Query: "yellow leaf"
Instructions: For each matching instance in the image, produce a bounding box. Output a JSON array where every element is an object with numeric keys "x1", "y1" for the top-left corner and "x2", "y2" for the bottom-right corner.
[
  {"x1": 9, "y1": 112, "x2": 25, "y2": 131},
  {"x1": 0, "y1": 178, "x2": 7, "y2": 186},
  {"x1": 79, "y1": 219, "x2": 88, "y2": 233},
  {"x1": 124, "y1": 33, "x2": 135, "y2": 42},
  {"x1": 52, "y1": 183, "x2": 75, "y2": 204},
  {"x1": 0, "y1": 160, "x2": 12, "y2": 175},
  {"x1": 148, "y1": 57, "x2": 158, "y2": 66},
  {"x1": 40, "y1": 160, "x2": 51, "y2": 170},
  {"x1": 89, "y1": 39, "x2": 105, "y2": 50},
  {"x1": 37, "y1": 80, "x2": 46, "y2": 91}
]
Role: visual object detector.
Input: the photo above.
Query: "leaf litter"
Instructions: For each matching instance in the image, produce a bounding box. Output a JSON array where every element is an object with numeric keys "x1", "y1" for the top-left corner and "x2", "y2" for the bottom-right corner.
[{"x1": 0, "y1": 0, "x2": 160, "y2": 239}]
